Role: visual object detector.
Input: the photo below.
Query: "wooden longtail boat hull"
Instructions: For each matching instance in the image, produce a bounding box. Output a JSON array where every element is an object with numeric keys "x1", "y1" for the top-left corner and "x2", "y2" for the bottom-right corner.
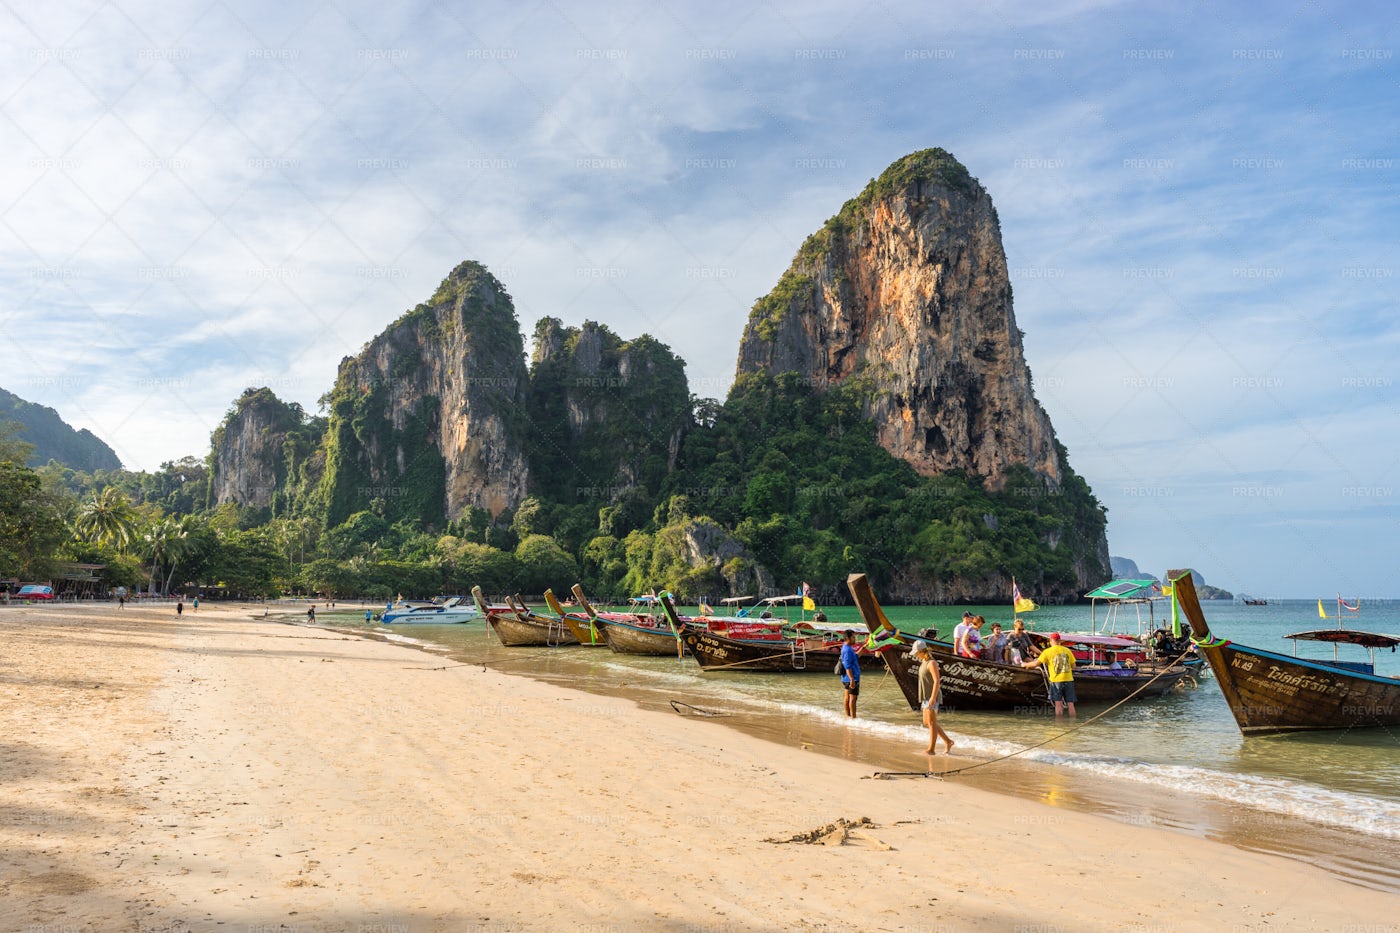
[
  {"x1": 682, "y1": 629, "x2": 879, "y2": 673},
  {"x1": 593, "y1": 617, "x2": 686, "y2": 656},
  {"x1": 926, "y1": 643, "x2": 1184, "y2": 709},
  {"x1": 557, "y1": 613, "x2": 605, "y2": 646},
  {"x1": 1173, "y1": 571, "x2": 1400, "y2": 735},
  {"x1": 544, "y1": 589, "x2": 605, "y2": 646},
  {"x1": 847, "y1": 573, "x2": 1186, "y2": 711},
  {"x1": 486, "y1": 612, "x2": 579, "y2": 647}
]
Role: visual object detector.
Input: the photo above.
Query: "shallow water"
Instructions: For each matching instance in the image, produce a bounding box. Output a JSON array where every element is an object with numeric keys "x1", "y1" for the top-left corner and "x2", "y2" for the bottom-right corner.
[{"x1": 310, "y1": 597, "x2": 1400, "y2": 890}]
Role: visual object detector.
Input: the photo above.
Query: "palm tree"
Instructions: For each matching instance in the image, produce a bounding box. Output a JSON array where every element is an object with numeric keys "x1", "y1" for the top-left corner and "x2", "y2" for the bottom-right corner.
[
  {"x1": 73, "y1": 487, "x2": 137, "y2": 552},
  {"x1": 143, "y1": 515, "x2": 195, "y2": 595},
  {"x1": 161, "y1": 515, "x2": 199, "y2": 594}
]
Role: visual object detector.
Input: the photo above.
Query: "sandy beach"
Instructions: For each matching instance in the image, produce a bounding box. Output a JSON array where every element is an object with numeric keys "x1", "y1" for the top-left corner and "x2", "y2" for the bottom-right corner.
[{"x1": 2, "y1": 603, "x2": 1395, "y2": 931}]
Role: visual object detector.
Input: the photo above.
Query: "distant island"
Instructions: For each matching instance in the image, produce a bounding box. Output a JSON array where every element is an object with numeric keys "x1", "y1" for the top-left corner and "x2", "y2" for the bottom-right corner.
[{"x1": 1110, "y1": 557, "x2": 1234, "y2": 600}]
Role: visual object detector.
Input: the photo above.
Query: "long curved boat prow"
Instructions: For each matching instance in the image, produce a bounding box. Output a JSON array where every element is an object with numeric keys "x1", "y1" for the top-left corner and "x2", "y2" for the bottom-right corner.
[
  {"x1": 1170, "y1": 568, "x2": 1400, "y2": 735},
  {"x1": 546, "y1": 587, "x2": 604, "y2": 646},
  {"x1": 846, "y1": 573, "x2": 897, "y2": 635}
]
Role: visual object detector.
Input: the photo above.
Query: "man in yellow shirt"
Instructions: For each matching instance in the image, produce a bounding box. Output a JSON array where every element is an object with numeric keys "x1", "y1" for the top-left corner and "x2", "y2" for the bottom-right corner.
[{"x1": 1021, "y1": 632, "x2": 1076, "y2": 717}]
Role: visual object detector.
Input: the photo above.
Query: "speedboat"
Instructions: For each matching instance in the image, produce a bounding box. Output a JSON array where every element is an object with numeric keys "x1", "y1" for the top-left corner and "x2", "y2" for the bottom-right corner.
[{"x1": 380, "y1": 596, "x2": 480, "y2": 624}]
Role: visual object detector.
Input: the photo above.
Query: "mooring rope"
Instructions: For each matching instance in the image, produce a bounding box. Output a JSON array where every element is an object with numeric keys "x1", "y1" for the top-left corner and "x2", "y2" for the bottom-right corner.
[
  {"x1": 669, "y1": 700, "x2": 730, "y2": 717},
  {"x1": 873, "y1": 646, "x2": 1198, "y2": 780}
]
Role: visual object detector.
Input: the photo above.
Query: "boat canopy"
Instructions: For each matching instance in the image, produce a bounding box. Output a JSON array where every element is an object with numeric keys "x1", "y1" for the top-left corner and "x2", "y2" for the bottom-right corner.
[
  {"x1": 1083, "y1": 579, "x2": 1162, "y2": 601},
  {"x1": 790, "y1": 621, "x2": 868, "y2": 636},
  {"x1": 1085, "y1": 579, "x2": 1167, "y2": 636},
  {"x1": 629, "y1": 593, "x2": 672, "y2": 605},
  {"x1": 720, "y1": 596, "x2": 754, "y2": 604},
  {"x1": 1034, "y1": 631, "x2": 1142, "y2": 648},
  {"x1": 760, "y1": 594, "x2": 804, "y2": 605},
  {"x1": 1284, "y1": 629, "x2": 1400, "y2": 650}
]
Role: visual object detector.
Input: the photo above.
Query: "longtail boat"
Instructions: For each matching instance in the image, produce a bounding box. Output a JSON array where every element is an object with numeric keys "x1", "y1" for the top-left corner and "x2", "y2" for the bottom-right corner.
[
  {"x1": 475, "y1": 589, "x2": 578, "y2": 647},
  {"x1": 544, "y1": 588, "x2": 605, "y2": 647},
  {"x1": 663, "y1": 594, "x2": 877, "y2": 673},
  {"x1": 1171, "y1": 569, "x2": 1400, "y2": 735},
  {"x1": 570, "y1": 585, "x2": 687, "y2": 656},
  {"x1": 846, "y1": 573, "x2": 1188, "y2": 711}
]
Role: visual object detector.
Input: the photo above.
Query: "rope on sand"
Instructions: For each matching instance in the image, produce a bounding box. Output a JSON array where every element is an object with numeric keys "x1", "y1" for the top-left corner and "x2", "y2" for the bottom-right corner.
[
  {"x1": 670, "y1": 700, "x2": 730, "y2": 717},
  {"x1": 872, "y1": 646, "x2": 1198, "y2": 780}
]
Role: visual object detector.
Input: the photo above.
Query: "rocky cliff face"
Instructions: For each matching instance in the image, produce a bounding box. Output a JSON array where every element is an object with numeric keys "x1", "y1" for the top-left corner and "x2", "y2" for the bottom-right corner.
[
  {"x1": 321, "y1": 262, "x2": 530, "y2": 526},
  {"x1": 527, "y1": 318, "x2": 690, "y2": 504},
  {"x1": 735, "y1": 149, "x2": 1060, "y2": 489},
  {"x1": 209, "y1": 388, "x2": 305, "y2": 509}
]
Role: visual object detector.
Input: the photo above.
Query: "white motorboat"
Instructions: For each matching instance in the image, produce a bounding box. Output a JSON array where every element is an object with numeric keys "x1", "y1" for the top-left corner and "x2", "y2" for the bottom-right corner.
[{"x1": 380, "y1": 596, "x2": 480, "y2": 625}]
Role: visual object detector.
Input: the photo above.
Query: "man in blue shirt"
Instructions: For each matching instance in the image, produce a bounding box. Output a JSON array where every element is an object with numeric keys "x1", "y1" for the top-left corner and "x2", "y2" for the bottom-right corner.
[{"x1": 840, "y1": 629, "x2": 862, "y2": 718}]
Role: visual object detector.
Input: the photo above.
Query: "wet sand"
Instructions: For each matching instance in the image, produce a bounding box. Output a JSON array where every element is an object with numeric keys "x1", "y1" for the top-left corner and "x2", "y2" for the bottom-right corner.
[{"x1": 2, "y1": 602, "x2": 1395, "y2": 931}]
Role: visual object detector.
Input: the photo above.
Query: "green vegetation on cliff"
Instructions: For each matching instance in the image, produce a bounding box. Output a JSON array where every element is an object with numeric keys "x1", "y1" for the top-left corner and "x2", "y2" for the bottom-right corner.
[
  {"x1": 525, "y1": 319, "x2": 690, "y2": 507},
  {"x1": 661, "y1": 373, "x2": 1105, "y2": 598},
  {"x1": 0, "y1": 386, "x2": 122, "y2": 472}
]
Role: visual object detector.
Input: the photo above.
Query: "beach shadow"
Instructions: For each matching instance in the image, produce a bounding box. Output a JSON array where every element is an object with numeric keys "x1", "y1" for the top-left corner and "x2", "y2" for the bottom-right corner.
[{"x1": 0, "y1": 741, "x2": 61, "y2": 782}]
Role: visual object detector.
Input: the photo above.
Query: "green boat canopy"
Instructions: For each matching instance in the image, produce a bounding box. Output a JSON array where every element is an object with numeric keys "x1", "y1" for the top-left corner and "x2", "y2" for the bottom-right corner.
[{"x1": 1083, "y1": 579, "x2": 1163, "y2": 601}]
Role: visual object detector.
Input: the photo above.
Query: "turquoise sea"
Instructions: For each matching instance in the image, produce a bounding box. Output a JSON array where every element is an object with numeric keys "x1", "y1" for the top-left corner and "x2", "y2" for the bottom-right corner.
[{"x1": 314, "y1": 597, "x2": 1400, "y2": 888}]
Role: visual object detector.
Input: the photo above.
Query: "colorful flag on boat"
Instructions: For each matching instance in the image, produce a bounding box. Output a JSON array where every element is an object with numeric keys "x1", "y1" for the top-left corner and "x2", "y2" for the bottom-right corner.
[
  {"x1": 801, "y1": 582, "x2": 816, "y2": 611},
  {"x1": 1340, "y1": 596, "x2": 1359, "y2": 613},
  {"x1": 1318, "y1": 599, "x2": 1328, "y2": 619},
  {"x1": 1012, "y1": 580, "x2": 1037, "y2": 613}
]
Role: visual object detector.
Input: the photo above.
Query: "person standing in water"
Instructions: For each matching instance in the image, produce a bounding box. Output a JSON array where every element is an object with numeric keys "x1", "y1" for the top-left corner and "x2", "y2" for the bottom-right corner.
[
  {"x1": 912, "y1": 641, "x2": 954, "y2": 754},
  {"x1": 839, "y1": 629, "x2": 861, "y2": 718},
  {"x1": 1022, "y1": 632, "x2": 1077, "y2": 717}
]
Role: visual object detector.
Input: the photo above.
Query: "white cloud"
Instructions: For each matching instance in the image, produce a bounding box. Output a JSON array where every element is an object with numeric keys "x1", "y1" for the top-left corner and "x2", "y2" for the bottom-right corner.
[{"x1": 1, "y1": 1, "x2": 1395, "y2": 594}]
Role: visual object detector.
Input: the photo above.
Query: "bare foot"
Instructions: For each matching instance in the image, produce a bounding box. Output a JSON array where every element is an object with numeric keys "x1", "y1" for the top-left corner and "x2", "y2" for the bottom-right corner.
[
  {"x1": 944, "y1": 740, "x2": 955, "y2": 753},
  {"x1": 924, "y1": 747, "x2": 937, "y2": 754}
]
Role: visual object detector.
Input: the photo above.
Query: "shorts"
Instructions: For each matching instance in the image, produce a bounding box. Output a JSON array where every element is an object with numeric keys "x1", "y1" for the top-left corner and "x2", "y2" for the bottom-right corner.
[
  {"x1": 844, "y1": 681, "x2": 860, "y2": 696},
  {"x1": 920, "y1": 698, "x2": 940, "y2": 712},
  {"x1": 1047, "y1": 680, "x2": 1077, "y2": 704}
]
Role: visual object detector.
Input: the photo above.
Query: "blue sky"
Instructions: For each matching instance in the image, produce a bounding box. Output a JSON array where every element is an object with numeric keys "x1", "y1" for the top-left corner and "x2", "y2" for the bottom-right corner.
[{"x1": 2, "y1": 1, "x2": 1395, "y2": 597}]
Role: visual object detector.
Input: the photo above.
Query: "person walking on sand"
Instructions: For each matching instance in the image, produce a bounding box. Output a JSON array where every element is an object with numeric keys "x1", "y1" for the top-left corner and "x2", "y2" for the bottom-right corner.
[
  {"x1": 839, "y1": 629, "x2": 861, "y2": 718},
  {"x1": 176, "y1": 599, "x2": 183, "y2": 616},
  {"x1": 307, "y1": 605, "x2": 316, "y2": 624},
  {"x1": 1022, "y1": 632, "x2": 1077, "y2": 717},
  {"x1": 911, "y1": 641, "x2": 954, "y2": 754},
  {"x1": 192, "y1": 595, "x2": 199, "y2": 612}
]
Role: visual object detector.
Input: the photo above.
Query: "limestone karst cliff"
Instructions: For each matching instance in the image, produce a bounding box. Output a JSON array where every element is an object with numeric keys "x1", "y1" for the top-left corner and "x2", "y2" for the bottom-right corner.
[
  {"x1": 320, "y1": 261, "x2": 531, "y2": 526},
  {"x1": 735, "y1": 149, "x2": 1060, "y2": 489},
  {"x1": 208, "y1": 387, "x2": 314, "y2": 510},
  {"x1": 725, "y1": 148, "x2": 1109, "y2": 596},
  {"x1": 197, "y1": 154, "x2": 1112, "y2": 601},
  {"x1": 526, "y1": 318, "x2": 690, "y2": 505}
]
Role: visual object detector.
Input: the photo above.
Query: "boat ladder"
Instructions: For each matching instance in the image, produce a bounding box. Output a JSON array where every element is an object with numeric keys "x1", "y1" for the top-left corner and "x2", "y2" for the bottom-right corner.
[{"x1": 791, "y1": 638, "x2": 806, "y2": 670}]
